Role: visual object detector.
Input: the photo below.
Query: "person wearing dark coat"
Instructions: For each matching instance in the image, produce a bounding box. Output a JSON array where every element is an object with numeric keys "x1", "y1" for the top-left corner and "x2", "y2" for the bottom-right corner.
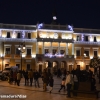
[
  {"x1": 49, "y1": 76, "x2": 54, "y2": 93},
  {"x1": 24, "y1": 70, "x2": 29, "y2": 86},
  {"x1": 91, "y1": 74, "x2": 96, "y2": 91},
  {"x1": 34, "y1": 70, "x2": 40, "y2": 87}
]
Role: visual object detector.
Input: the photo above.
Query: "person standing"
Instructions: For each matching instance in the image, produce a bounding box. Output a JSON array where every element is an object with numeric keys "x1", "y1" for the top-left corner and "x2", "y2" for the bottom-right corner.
[
  {"x1": 24, "y1": 70, "x2": 29, "y2": 86},
  {"x1": 91, "y1": 74, "x2": 96, "y2": 91},
  {"x1": 28, "y1": 69, "x2": 33, "y2": 86},
  {"x1": 49, "y1": 76, "x2": 54, "y2": 93},
  {"x1": 17, "y1": 71, "x2": 21, "y2": 86},
  {"x1": 42, "y1": 69, "x2": 49, "y2": 91},
  {"x1": 34, "y1": 70, "x2": 40, "y2": 87},
  {"x1": 65, "y1": 71, "x2": 73, "y2": 98}
]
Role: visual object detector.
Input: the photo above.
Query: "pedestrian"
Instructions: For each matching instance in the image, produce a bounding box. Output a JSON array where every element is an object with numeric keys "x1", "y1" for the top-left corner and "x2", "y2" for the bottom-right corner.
[
  {"x1": 58, "y1": 77, "x2": 66, "y2": 92},
  {"x1": 28, "y1": 69, "x2": 33, "y2": 86},
  {"x1": 34, "y1": 70, "x2": 40, "y2": 87},
  {"x1": 17, "y1": 71, "x2": 21, "y2": 86},
  {"x1": 42, "y1": 69, "x2": 49, "y2": 91},
  {"x1": 49, "y1": 76, "x2": 54, "y2": 93},
  {"x1": 24, "y1": 70, "x2": 29, "y2": 86},
  {"x1": 91, "y1": 74, "x2": 96, "y2": 91},
  {"x1": 65, "y1": 71, "x2": 73, "y2": 98}
]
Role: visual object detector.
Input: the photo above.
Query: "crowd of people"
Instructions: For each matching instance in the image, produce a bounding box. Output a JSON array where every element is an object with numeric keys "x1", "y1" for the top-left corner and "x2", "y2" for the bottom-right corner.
[{"x1": 7, "y1": 68, "x2": 96, "y2": 98}]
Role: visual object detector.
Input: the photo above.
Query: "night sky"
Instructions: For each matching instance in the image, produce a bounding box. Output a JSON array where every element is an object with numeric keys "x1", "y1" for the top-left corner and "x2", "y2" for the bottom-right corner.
[{"x1": 0, "y1": 0, "x2": 100, "y2": 29}]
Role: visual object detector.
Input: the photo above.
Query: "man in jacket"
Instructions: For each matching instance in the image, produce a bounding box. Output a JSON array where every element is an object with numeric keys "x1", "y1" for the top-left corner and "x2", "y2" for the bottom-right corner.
[{"x1": 34, "y1": 70, "x2": 40, "y2": 87}]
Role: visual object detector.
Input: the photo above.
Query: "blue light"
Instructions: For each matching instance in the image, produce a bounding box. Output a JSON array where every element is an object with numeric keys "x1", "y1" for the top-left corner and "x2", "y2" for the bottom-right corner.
[
  {"x1": 68, "y1": 25, "x2": 73, "y2": 31},
  {"x1": 37, "y1": 23, "x2": 43, "y2": 29}
]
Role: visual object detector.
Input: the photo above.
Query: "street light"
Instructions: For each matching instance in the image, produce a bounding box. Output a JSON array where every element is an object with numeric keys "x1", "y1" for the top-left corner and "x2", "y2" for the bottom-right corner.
[
  {"x1": 18, "y1": 42, "x2": 26, "y2": 73},
  {"x1": 1, "y1": 54, "x2": 4, "y2": 71}
]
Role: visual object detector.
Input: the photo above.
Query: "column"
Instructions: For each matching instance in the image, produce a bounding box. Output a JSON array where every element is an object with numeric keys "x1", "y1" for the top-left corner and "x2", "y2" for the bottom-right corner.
[
  {"x1": 72, "y1": 43, "x2": 74, "y2": 55},
  {"x1": 58, "y1": 42, "x2": 60, "y2": 53},
  {"x1": 66, "y1": 43, "x2": 68, "y2": 55},
  {"x1": 42, "y1": 42, "x2": 44, "y2": 54},
  {"x1": 36, "y1": 42, "x2": 38, "y2": 54},
  {"x1": 51, "y1": 42, "x2": 52, "y2": 54}
]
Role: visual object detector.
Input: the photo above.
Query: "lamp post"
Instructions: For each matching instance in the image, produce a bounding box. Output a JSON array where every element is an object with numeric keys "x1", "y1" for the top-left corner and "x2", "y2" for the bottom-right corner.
[
  {"x1": 83, "y1": 53, "x2": 86, "y2": 69},
  {"x1": 1, "y1": 54, "x2": 4, "y2": 71},
  {"x1": 18, "y1": 42, "x2": 26, "y2": 73}
]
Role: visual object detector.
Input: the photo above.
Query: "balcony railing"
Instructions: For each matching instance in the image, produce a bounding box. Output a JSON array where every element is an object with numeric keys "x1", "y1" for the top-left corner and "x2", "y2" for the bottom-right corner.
[{"x1": 76, "y1": 56, "x2": 90, "y2": 59}]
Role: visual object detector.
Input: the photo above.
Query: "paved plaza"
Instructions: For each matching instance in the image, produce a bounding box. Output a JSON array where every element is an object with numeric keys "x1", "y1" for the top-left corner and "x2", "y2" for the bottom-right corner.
[{"x1": 0, "y1": 76, "x2": 99, "y2": 100}]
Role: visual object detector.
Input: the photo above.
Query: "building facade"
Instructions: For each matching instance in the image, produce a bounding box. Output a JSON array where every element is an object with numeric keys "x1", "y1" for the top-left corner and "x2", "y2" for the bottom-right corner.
[{"x1": 0, "y1": 23, "x2": 99, "y2": 72}]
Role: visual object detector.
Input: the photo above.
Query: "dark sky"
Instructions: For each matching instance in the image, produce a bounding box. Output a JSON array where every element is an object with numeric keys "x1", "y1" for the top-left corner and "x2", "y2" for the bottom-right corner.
[{"x1": 0, "y1": 0, "x2": 100, "y2": 29}]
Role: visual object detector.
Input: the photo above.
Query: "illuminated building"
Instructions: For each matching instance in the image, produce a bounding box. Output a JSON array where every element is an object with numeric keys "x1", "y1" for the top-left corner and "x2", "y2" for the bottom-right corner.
[{"x1": 0, "y1": 23, "x2": 99, "y2": 72}]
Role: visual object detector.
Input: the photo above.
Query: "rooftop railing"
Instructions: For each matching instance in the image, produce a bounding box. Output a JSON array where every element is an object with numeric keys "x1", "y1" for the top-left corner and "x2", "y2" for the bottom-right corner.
[{"x1": 0, "y1": 23, "x2": 36, "y2": 30}]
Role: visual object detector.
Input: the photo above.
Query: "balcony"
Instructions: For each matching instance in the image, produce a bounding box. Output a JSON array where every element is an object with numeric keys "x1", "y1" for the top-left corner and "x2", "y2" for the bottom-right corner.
[
  {"x1": 36, "y1": 54, "x2": 74, "y2": 59},
  {"x1": 25, "y1": 55, "x2": 32, "y2": 59},
  {"x1": 76, "y1": 56, "x2": 90, "y2": 60},
  {"x1": 5, "y1": 54, "x2": 11, "y2": 57},
  {"x1": 14, "y1": 54, "x2": 21, "y2": 59}
]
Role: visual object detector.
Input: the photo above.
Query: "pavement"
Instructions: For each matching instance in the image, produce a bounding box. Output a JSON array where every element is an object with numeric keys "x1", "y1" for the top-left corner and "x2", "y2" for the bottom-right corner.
[{"x1": 0, "y1": 76, "x2": 99, "y2": 100}]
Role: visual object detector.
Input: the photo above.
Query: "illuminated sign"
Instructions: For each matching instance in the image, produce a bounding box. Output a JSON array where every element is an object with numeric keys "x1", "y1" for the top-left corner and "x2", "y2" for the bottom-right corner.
[{"x1": 44, "y1": 53, "x2": 65, "y2": 58}]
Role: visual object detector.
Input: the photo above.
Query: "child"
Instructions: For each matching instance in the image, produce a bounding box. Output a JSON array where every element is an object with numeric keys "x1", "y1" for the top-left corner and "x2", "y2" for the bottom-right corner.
[
  {"x1": 49, "y1": 76, "x2": 54, "y2": 93},
  {"x1": 58, "y1": 77, "x2": 66, "y2": 92}
]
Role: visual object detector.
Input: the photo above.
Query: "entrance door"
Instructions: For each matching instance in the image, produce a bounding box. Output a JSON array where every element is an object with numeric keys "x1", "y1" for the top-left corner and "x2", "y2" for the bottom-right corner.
[
  {"x1": 27, "y1": 64, "x2": 30, "y2": 71},
  {"x1": 77, "y1": 65, "x2": 80, "y2": 70},
  {"x1": 69, "y1": 65, "x2": 72, "y2": 72},
  {"x1": 39, "y1": 64, "x2": 42, "y2": 74}
]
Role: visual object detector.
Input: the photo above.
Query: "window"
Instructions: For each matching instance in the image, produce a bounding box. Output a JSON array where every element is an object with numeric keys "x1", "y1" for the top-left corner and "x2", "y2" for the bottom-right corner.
[
  {"x1": 5, "y1": 48, "x2": 10, "y2": 54},
  {"x1": 76, "y1": 50, "x2": 80, "y2": 56},
  {"x1": 28, "y1": 33, "x2": 31, "y2": 39},
  {"x1": 52, "y1": 49, "x2": 57, "y2": 55},
  {"x1": 45, "y1": 49, "x2": 49, "y2": 54},
  {"x1": 27, "y1": 49, "x2": 31, "y2": 55},
  {"x1": 94, "y1": 51, "x2": 97, "y2": 57},
  {"x1": 17, "y1": 33, "x2": 21, "y2": 38},
  {"x1": 84, "y1": 50, "x2": 89, "y2": 56},
  {"x1": 7, "y1": 32, "x2": 10, "y2": 38},
  {"x1": 60, "y1": 50, "x2": 65, "y2": 54},
  {"x1": 94, "y1": 37, "x2": 97, "y2": 42},
  {"x1": 77, "y1": 36, "x2": 80, "y2": 41},
  {"x1": 86, "y1": 65, "x2": 89, "y2": 71},
  {"x1": 85, "y1": 36, "x2": 88, "y2": 41},
  {"x1": 27, "y1": 64, "x2": 30, "y2": 70},
  {"x1": 16, "y1": 48, "x2": 20, "y2": 55}
]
